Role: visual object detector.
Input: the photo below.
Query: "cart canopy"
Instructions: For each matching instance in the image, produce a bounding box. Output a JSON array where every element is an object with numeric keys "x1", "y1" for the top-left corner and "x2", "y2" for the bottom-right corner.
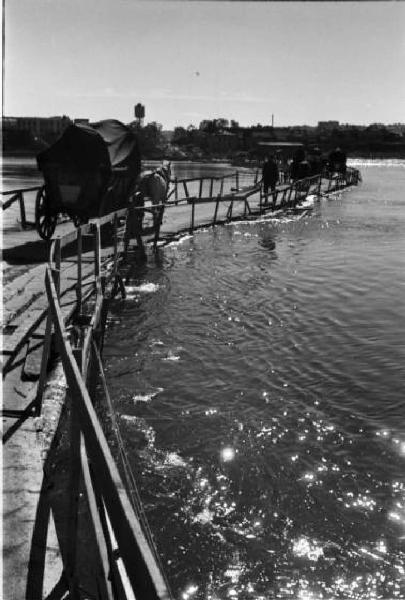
[
  {"x1": 37, "y1": 123, "x2": 112, "y2": 175},
  {"x1": 36, "y1": 120, "x2": 141, "y2": 217},
  {"x1": 91, "y1": 119, "x2": 141, "y2": 176}
]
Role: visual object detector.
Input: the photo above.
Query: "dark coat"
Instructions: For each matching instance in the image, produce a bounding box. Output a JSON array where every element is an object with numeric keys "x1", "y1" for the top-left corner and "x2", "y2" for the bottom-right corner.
[{"x1": 262, "y1": 159, "x2": 279, "y2": 184}]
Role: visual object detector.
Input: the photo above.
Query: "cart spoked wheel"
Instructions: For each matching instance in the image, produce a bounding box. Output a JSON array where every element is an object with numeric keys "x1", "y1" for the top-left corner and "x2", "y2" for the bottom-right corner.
[{"x1": 35, "y1": 187, "x2": 57, "y2": 240}]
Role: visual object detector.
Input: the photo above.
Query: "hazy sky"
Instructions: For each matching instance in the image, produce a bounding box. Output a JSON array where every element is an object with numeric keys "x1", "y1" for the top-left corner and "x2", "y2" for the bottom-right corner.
[{"x1": 5, "y1": 1, "x2": 405, "y2": 128}]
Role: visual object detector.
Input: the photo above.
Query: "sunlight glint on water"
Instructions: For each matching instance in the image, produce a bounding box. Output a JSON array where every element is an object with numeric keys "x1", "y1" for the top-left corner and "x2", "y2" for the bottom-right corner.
[{"x1": 98, "y1": 161, "x2": 403, "y2": 598}]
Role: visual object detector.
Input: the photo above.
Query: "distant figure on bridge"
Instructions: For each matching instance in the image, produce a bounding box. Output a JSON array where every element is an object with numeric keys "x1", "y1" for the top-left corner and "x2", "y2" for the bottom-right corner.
[
  {"x1": 290, "y1": 147, "x2": 306, "y2": 181},
  {"x1": 328, "y1": 147, "x2": 347, "y2": 174},
  {"x1": 308, "y1": 147, "x2": 323, "y2": 176},
  {"x1": 290, "y1": 156, "x2": 311, "y2": 182},
  {"x1": 262, "y1": 155, "x2": 279, "y2": 206}
]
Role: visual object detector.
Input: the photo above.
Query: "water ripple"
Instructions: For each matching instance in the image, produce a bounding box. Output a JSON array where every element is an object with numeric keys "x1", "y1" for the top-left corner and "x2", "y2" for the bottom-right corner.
[{"x1": 103, "y1": 165, "x2": 405, "y2": 599}]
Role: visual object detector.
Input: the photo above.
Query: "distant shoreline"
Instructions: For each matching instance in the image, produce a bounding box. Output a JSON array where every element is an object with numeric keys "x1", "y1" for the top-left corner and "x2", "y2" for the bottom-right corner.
[{"x1": 3, "y1": 149, "x2": 405, "y2": 161}]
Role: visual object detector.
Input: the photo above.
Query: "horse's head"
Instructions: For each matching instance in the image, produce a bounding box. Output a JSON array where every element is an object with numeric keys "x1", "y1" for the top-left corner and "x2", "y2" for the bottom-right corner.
[{"x1": 161, "y1": 160, "x2": 172, "y2": 184}]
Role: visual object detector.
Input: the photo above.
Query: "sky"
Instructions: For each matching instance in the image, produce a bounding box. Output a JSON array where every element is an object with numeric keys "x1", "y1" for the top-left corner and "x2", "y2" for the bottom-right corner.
[{"x1": 4, "y1": 1, "x2": 405, "y2": 129}]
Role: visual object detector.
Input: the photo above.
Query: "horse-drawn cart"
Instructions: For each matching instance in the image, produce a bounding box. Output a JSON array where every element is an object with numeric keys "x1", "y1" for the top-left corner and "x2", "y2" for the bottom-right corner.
[{"x1": 35, "y1": 120, "x2": 141, "y2": 240}]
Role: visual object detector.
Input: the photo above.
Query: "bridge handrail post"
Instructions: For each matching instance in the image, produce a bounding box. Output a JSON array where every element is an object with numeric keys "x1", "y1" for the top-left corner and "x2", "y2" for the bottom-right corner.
[
  {"x1": 113, "y1": 213, "x2": 118, "y2": 273},
  {"x1": 18, "y1": 191, "x2": 27, "y2": 229},
  {"x1": 54, "y1": 238, "x2": 62, "y2": 298},
  {"x1": 190, "y1": 198, "x2": 195, "y2": 232},
  {"x1": 209, "y1": 178, "x2": 214, "y2": 199},
  {"x1": 288, "y1": 183, "x2": 294, "y2": 205},
  {"x1": 228, "y1": 199, "x2": 234, "y2": 221},
  {"x1": 77, "y1": 228, "x2": 83, "y2": 316},
  {"x1": 94, "y1": 223, "x2": 101, "y2": 280},
  {"x1": 213, "y1": 195, "x2": 220, "y2": 224}
]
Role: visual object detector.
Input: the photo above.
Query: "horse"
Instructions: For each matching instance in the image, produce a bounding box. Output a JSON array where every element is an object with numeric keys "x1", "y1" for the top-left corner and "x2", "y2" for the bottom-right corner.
[
  {"x1": 137, "y1": 160, "x2": 171, "y2": 216},
  {"x1": 125, "y1": 161, "x2": 171, "y2": 258}
]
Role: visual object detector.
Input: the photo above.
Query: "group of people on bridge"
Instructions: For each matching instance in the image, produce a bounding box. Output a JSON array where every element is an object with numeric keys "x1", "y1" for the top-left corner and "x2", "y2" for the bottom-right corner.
[{"x1": 261, "y1": 146, "x2": 347, "y2": 201}]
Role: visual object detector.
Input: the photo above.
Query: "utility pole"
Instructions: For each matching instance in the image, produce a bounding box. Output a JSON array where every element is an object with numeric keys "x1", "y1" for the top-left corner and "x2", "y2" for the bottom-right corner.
[{"x1": 271, "y1": 114, "x2": 274, "y2": 128}]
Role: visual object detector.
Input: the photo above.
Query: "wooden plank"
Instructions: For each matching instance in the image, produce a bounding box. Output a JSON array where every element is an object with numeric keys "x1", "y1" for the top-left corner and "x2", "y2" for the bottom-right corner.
[
  {"x1": 35, "y1": 313, "x2": 53, "y2": 415},
  {"x1": 80, "y1": 436, "x2": 114, "y2": 600},
  {"x1": 81, "y1": 327, "x2": 93, "y2": 382},
  {"x1": 66, "y1": 353, "x2": 82, "y2": 599},
  {"x1": 2, "y1": 288, "x2": 45, "y2": 327},
  {"x1": 2, "y1": 263, "x2": 96, "y2": 368},
  {"x1": 55, "y1": 229, "x2": 79, "y2": 250},
  {"x1": 22, "y1": 336, "x2": 44, "y2": 381},
  {"x1": 4, "y1": 257, "x2": 94, "y2": 327},
  {"x1": 2, "y1": 308, "x2": 46, "y2": 357},
  {"x1": 98, "y1": 208, "x2": 127, "y2": 227},
  {"x1": 1, "y1": 185, "x2": 42, "y2": 197},
  {"x1": 102, "y1": 501, "x2": 137, "y2": 600}
]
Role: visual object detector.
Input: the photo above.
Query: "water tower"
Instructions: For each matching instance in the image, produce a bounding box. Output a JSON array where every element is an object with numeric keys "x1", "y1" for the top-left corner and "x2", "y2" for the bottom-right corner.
[{"x1": 134, "y1": 103, "x2": 145, "y2": 127}]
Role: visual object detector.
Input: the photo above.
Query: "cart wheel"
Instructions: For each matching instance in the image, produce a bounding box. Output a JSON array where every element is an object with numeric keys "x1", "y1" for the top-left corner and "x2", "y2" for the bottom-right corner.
[{"x1": 35, "y1": 187, "x2": 57, "y2": 240}]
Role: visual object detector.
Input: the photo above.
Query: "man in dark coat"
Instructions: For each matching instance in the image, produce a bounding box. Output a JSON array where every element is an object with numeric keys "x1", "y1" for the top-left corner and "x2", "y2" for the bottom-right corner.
[
  {"x1": 328, "y1": 147, "x2": 347, "y2": 174},
  {"x1": 262, "y1": 155, "x2": 279, "y2": 206}
]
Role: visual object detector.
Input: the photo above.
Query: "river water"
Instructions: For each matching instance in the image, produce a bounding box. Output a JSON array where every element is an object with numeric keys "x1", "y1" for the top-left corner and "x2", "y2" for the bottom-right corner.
[
  {"x1": 3, "y1": 158, "x2": 405, "y2": 598},
  {"x1": 98, "y1": 161, "x2": 405, "y2": 599}
]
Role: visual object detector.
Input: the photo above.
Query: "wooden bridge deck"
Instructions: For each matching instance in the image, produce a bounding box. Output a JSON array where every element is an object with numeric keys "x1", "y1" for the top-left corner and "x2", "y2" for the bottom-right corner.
[{"x1": 2, "y1": 223, "x2": 123, "y2": 597}]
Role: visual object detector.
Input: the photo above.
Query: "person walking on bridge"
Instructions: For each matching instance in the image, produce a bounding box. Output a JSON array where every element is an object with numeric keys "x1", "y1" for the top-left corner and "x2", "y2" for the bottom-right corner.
[{"x1": 262, "y1": 155, "x2": 279, "y2": 207}]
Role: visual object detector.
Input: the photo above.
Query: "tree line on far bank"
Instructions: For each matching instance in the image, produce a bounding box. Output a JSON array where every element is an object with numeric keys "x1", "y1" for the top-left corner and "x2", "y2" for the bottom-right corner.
[{"x1": 3, "y1": 118, "x2": 405, "y2": 160}]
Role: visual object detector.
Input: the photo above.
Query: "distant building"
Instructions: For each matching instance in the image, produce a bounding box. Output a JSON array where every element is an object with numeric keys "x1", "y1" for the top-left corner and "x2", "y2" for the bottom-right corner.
[
  {"x1": 340, "y1": 123, "x2": 367, "y2": 131},
  {"x1": 250, "y1": 127, "x2": 275, "y2": 142},
  {"x1": 2, "y1": 115, "x2": 71, "y2": 138},
  {"x1": 204, "y1": 131, "x2": 238, "y2": 154},
  {"x1": 387, "y1": 123, "x2": 405, "y2": 137},
  {"x1": 317, "y1": 121, "x2": 340, "y2": 132}
]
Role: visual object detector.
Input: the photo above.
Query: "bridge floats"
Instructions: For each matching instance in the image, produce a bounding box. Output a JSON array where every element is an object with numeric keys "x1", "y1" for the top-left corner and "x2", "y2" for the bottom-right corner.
[{"x1": 1, "y1": 167, "x2": 361, "y2": 599}]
